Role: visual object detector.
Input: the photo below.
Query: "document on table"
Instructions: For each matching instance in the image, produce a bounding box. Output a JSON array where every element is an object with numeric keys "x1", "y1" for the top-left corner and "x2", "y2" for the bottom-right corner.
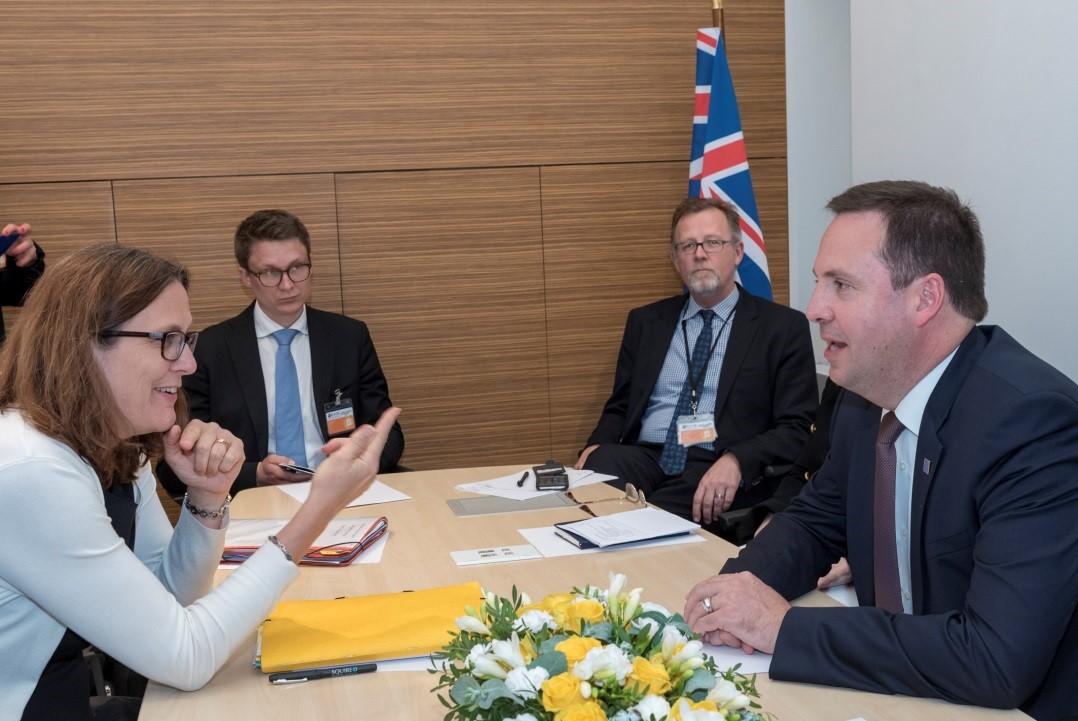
[
  {"x1": 218, "y1": 520, "x2": 389, "y2": 569},
  {"x1": 455, "y1": 468, "x2": 616, "y2": 501},
  {"x1": 276, "y1": 479, "x2": 410, "y2": 507},
  {"x1": 702, "y1": 642, "x2": 772, "y2": 675},
  {"x1": 554, "y1": 507, "x2": 699, "y2": 549},
  {"x1": 518, "y1": 525, "x2": 705, "y2": 558}
]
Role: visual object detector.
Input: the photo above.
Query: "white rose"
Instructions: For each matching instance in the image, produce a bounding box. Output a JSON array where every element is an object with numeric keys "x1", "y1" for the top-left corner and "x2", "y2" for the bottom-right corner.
[
  {"x1": 505, "y1": 666, "x2": 549, "y2": 700},
  {"x1": 466, "y1": 642, "x2": 491, "y2": 667},
  {"x1": 506, "y1": 715, "x2": 540, "y2": 721},
  {"x1": 572, "y1": 644, "x2": 633, "y2": 683},
  {"x1": 635, "y1": 693, "x2": 671, "y2": 720},
  {"x1": 514, "y1": 609, "x2": 556, "y2": 634}
]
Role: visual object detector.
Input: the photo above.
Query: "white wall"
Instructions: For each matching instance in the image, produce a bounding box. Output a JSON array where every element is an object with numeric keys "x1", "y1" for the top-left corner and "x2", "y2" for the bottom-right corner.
[
  {"x1": 785, "y1": 0, "x2": 851, "y2": 364},
  {"x1": 845, "y1": 1, "x2": 1078, "y2": 380}
]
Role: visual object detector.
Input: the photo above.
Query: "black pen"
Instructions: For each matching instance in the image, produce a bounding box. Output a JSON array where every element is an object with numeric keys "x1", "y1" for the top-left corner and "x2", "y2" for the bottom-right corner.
[
  {"x1": 268, "y1": 662, "x2": 377, "y2": 684},
  {"x1": 516, "y1": 471, "x2": 530, "y2": 487}
]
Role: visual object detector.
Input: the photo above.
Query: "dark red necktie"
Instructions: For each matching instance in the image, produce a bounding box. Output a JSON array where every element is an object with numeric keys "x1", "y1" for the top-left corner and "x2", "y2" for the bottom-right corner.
[{"x1": 873, "y1": 411, "x2": 905, "y2": 613}]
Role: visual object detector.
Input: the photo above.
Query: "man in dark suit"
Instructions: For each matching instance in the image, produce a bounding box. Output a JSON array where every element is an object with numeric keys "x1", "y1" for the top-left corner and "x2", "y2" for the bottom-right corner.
[
  {"x1": 684, "y1": 181, "x2": 1078, "y2": 721},
  {"x1": 159, "y1": 209, "x2": 403, "y2": 496},
  {"x1": 0, "y1": 222, "x2": 46, "y2": 344},
  {"x1": 576, "y1": 197, "x2": 818, "y2": 526}
]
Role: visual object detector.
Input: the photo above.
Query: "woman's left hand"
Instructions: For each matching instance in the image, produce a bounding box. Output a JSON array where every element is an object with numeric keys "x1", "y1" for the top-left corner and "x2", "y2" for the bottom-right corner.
[{"x1": 163, "y1": 420, "x2": 244, "y2": 509}]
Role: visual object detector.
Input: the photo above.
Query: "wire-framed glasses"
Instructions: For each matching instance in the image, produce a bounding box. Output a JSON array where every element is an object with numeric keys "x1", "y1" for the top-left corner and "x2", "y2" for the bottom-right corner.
[
  {"x1": 249, "y1": 263, "x2": 312, "y2": 287},
  {"x1": 673, "y1": 239, "x2": 738, "y2": 256},
  {"x1": 564, "y1": 483, "x2": 647, "y2": 518},
  {"x1": 99, "y1": 330, "x2": 199, "y2": 361}
]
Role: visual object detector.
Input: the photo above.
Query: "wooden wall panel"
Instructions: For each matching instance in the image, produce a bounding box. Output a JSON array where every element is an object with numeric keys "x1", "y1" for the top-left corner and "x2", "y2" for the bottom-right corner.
[
  {"x1": 2, "y1": 0, "x2": 784, "y2": 183},
  {"x1": 336, "y1": 168, "x2": 550, "y2": 470},
  {"x1": 111, "y1": 175, "x2": 342, "y2": 330},
  {"x1": 541, "y1": 163, "x2": 687, "y2": 464},
  {"x1": 0, "y1": 182, "x2": 116, "y2": 332}
]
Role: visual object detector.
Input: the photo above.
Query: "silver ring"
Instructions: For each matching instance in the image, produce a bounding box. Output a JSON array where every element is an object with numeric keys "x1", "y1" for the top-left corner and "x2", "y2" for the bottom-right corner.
[{"x1": 701, "y1": 596, "x2": 713, "y2": 613}]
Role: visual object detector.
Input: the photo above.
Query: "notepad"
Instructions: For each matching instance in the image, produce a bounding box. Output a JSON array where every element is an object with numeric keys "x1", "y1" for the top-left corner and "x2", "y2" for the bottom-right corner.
[
  {"x1": 222, "y1": 517, "x2": 387, "y2": 566},
  {"x1": 553, "y1": 507, "x2": 699, "y2": 549}
]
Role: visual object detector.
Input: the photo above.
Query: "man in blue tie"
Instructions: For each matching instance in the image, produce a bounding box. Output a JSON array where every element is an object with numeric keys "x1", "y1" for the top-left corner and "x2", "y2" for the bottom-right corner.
[
  {"x1": 159, "y1": 209, "x2": 404, "y2": 495},
  {"x1": 576, "y1": 197, "x2": 818, "y2": 530}
]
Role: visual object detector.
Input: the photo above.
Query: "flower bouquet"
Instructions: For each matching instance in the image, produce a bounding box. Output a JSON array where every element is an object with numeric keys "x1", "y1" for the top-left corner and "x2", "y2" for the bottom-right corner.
[{"x1": 432, "y1": 573, "x2": 769, "y2": 721}]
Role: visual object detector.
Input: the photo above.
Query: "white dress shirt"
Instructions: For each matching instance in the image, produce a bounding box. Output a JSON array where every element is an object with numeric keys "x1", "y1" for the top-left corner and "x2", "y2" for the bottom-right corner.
[
  {"x1": 890, "y1": 346, "x2": 958, "y2": 613},
  {"x1": 253, "y1": 303, "x2": 327, "y2": 468}
]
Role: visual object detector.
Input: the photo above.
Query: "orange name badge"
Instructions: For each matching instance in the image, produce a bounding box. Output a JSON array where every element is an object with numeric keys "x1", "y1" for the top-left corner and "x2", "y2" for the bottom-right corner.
[
  {"x1": 676, "y1": 414, "x2": 717, "y2": 447},
  {"x1": 324, "y1": 389, "x2": 356, "y2": 436}
]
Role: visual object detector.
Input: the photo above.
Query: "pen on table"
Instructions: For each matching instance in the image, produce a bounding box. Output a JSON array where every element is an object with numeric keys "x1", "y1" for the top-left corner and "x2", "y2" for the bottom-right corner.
[
  {"x1": 268, "y1": 662, "x2": 377, "y2": 684},
  {"x1": 516, "y1": 471, "x2": 530, "y2": 487}
]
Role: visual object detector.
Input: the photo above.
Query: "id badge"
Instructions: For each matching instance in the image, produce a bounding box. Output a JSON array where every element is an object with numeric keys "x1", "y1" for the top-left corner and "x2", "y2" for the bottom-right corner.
[
  {"x1": 324, "y1": 389, "x2": 356, "y2": 436},
  {"x1": 676, "y1": 413, "x2": 716, "y2": 447}
]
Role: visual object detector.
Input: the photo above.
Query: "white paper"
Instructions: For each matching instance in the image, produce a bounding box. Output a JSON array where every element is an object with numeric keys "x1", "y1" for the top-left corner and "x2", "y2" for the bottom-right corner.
[
  {"x1": 556, "y1": 507, "x2": 699, "y2": 548},
  {"x1": 518, "y1": 525, "x2": 705, "y2": 558},
  {"x1": 225, "y1": 518, "x2": 376, "y2": 549},
  {"x1": 374, "y1": 655, "x2": 447, "y2": 673},
  {"x1": 450, "y1": 543, "x2": 543, "y2": 566},
  {"x1": 823, "y1": 583, "x2": 859, "y2": 608},
  {"x1": 702, "y1": 643, "x2": 772, "y2": 675},
  {"x1": 276, "y1": 479, "x2": 411, "y2": 507},
  {"x1": 455, "y1": 468, "x2": 616, "y2": 501}
]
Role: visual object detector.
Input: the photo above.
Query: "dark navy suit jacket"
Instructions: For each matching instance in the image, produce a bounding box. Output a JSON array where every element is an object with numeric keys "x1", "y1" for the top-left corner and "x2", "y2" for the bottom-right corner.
[
  {"x1": 585, "y1": 287, "x2": 818, "y2": 483},
  {"x1": 159, "y1": 303, "x2": 404, "y2": 495},
  {"x1": 724, "y1": 326, "x2": 1078, "y2": 721}
]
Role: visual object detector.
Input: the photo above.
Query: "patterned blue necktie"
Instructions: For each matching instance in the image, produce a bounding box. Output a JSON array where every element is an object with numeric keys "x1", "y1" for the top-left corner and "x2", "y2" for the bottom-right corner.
[
  {"x1": 659, "y1": 309, "x2": 716, "y2": 475},
  {"x1": 271, "y1": 329, "x2": 308, "y2": 467}
]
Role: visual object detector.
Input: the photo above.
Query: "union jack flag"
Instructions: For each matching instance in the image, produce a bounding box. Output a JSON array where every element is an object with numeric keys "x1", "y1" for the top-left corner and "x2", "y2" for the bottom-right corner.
[{"x1": 689, "y1": 28, "x2": 772, "y2": 300}]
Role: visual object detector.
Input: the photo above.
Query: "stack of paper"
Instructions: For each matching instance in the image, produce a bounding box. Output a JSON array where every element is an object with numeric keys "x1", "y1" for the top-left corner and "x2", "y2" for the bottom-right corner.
[
  {"x1": 222, "y1": 517, "x2": 387, "y2": 566},
  {"x1": 553, "y1": 507, "x2": 699, "y2": 549},
  {"x1": 276, "y1": 479, "x2": 411, "y2": 508},
  {"x1": 456, "y1": 468, "x2": 616, "y2": 501}
]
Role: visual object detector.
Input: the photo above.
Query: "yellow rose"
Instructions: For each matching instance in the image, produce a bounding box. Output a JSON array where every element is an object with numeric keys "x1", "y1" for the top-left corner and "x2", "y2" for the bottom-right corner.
[
  {"x1": 564, "y1": 599, "x2": 605, "y2": 631},
  {"x1": 555, "y1": 636, "x2": 602, "y2": 668},
  {"x1": 556, "y1": 700, "x2": 608, "y2": 721},
  {"x1": 628, "y1": 656, "x2": 671, "y2": 695},
  {"x1": 542, "y1": 672, "x2": 583, "y2": 712},
  {"x1": 668, "y1": 698, "x2": 718, "y2": 721},
  {"x1": 542, "y1": 593, "x2": 575, "y2": 628}
]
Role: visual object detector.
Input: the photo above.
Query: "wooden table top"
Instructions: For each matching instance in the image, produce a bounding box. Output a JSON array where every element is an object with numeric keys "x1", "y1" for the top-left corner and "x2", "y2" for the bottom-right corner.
[{"x1": 140, "y1": 465, "x2": 1028, "y2": 721}]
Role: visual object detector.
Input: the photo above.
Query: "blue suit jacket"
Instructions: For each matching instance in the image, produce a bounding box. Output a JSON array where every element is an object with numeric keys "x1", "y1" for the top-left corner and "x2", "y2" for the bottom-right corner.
[{"x1": 723, "y1": 326, "x2": 1078, "y2": 721}]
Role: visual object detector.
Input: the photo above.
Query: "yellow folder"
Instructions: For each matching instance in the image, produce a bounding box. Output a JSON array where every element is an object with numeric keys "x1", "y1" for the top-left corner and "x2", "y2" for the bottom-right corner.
[{"x1": 258, "y1": 581, "x2": 483, "y2": 672}]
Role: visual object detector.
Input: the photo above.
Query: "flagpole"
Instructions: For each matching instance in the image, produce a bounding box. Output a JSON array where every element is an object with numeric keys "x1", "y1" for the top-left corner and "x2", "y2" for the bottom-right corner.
[{"x1": 711, "y1": 0, "x2": 725, "y2": 33}]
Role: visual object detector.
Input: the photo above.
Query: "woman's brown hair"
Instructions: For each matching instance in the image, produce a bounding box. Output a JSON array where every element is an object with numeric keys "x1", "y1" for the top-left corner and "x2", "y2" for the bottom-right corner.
[{"x1": 0, "y1": 244, "x2": 190, "y2": 487}]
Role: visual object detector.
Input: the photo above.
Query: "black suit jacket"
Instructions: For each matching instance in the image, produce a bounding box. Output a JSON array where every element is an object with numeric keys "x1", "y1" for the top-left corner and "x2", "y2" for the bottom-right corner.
[
  {"x1": 724, "y1": 326, "x2": 1078, "y2": 721},
  {"x1": 0, "y1": 243, "x2": 46, "y2": 344},
  {"x1": 159, "y1": 303, "x2": 404, "y2": 495},
  {"x1": 586, "y1": 287, "x2": 818, "y2": 483}
]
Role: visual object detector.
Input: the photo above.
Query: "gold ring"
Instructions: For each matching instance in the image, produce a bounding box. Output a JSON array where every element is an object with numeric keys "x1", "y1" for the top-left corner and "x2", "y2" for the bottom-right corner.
[
  {"x1": 214, "y1": 438, "x2": 228, "y2": 445},
  {"x1": 701, "y1": 596, "x2": 713, "y2": 613}
]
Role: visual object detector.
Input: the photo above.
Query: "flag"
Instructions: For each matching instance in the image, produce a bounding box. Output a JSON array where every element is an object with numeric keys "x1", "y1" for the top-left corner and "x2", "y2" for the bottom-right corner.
[{"x1": 689, "y1": 28, "x2": 772, "y2": 300}]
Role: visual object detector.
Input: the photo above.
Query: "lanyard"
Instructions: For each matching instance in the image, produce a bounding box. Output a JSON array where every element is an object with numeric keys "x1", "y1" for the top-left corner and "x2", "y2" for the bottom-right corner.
[{"x1": 680, "y1": 309, "x2": 734, "y2": 415}]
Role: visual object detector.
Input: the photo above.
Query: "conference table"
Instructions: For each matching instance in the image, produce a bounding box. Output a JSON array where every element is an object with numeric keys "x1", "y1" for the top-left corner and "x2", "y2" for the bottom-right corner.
[{"x1": 141, "y1": 465, "x2": 1029, "y2": 721}]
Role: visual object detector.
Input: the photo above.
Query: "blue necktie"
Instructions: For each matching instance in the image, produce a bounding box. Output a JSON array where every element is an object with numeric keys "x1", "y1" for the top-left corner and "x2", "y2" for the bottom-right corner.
[
  {"x1": 659, "y1": 309, "x2": 716, "y2": 475},
  {"x1": 271, "y1": 329, "x2": 308, "y2": 467}
]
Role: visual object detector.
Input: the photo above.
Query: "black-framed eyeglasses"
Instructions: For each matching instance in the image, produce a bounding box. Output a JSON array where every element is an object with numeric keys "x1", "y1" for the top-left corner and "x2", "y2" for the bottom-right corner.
[
  {"x1": 99, "y1": 330, "x2": 199, "y2": 361},
  {"x1": 673, "y1": 239, "x2": 738, "y2": 256},
  {"x1": 249, "y1": 263, "x2": 312, "y2": 287}
]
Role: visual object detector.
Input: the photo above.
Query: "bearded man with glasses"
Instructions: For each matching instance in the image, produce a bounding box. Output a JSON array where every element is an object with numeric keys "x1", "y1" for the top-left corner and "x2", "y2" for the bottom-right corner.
[
  {"x1": 576, "y1": 197, "x2": 817, "y2": 539},
  {"x1": 158, "y1": 209, "x2": 404, "y2": 497}
]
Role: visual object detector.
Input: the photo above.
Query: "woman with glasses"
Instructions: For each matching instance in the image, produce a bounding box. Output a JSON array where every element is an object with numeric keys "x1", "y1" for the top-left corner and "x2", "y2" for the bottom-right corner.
[{"x1": 0, "y1": 244, "x2": 399, "y2": 721}]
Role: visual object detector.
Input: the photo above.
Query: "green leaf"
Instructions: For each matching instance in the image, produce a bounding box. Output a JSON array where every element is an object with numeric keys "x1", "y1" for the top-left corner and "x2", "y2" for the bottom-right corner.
[
  {"x1": 587, "y1": 620, "x2": 614, "y2": 642},
  {"x1": 475, "y1": 679, "x2": 519, "y2": 710},
  {"x1": 449, "y1": 675, "x2": 481, "y2": 706},
  {"x1": 531, "y1": 650, "x2": 568, "y2": 677},
  {"x1": 538, "y1": 634, "x2": 569, "y2": 656},
  {"x1": 684, "y1": 667, "x2": 717, "y2": 698}
]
